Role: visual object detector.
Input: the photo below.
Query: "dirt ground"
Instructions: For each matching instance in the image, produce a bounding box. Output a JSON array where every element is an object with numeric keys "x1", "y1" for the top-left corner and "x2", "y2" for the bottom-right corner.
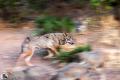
[{"x1": 0, "y1": 28, "x2": 28, "y2": 74}]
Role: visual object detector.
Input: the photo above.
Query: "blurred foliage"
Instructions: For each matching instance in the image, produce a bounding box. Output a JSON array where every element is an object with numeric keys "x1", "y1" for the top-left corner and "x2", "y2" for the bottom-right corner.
[
  {"x1": 62, "y1": 0, "x2": 88, "y2": 8},
  {"x1": 26, "y1": 0, "x2": 50, "y2": 10},
  {"x1": 32, "y1": 16, "x2": 75, "y2": 36},
  {"x1": 0, "y1": 0, "x2": 119, "y2": 22},
  {"x1": 0, "y1": 0, "x2": 21, "y2": 22},
  {"x1": 90, "y1": 0, "x2": 120, "y2": 20},
  {"x1": 26, "y1": 0, "x2": 88, "y2": 10},
  {"x1": 90, "y1": 0, "x2": 115, "y2": 9},
  {"x1": 54, "y1": 45, "x2": 91, "y2": 62},
  {"x1": 0, "y1": 0, "x2": 20, "y2": 8}
]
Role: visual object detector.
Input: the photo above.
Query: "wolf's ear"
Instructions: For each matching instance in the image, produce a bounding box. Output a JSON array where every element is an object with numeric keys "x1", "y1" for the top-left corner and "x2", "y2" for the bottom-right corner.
[{"x1": 63, "y1": 32, "x2": 68, "y2": 37}]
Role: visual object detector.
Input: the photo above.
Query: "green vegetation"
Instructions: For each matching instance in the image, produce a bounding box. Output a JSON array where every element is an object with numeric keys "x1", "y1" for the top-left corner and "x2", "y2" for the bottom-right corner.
[
  {"x1": 90, "y1": 0, "x2": 114, "y2": 9},
  {"x1": 0, "y1": 0, "x2": 119, "y2": 22},
  {"x1": 90, "y1": 0, "x2": 120, "y2": 20},
  {"x1": 54, "y1": 45, "x2": 91, "y2": 62},
  {"x1": 32, "y1": 16, "x2": 75, "y2": 35},
  {"x1": 0, "y1": 0, "x2": 21, "y2": 21}
]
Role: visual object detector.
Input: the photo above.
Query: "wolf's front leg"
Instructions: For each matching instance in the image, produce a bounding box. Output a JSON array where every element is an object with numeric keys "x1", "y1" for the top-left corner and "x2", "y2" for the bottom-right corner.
[{"x1": 49, "y1": 47, "x2": 59, "y2": 55}]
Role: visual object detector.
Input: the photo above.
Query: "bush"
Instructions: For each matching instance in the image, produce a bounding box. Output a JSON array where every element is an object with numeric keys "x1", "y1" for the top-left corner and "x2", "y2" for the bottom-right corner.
[
  {"x1": 32, "y1": 16, "x2": 75, "y2": 36},
  {"x1": 54, "y1": 45, "x2": 92, "y2": 62},
  {"x1": 90, "y1": 0, "x2": 114, "y2": 9}
]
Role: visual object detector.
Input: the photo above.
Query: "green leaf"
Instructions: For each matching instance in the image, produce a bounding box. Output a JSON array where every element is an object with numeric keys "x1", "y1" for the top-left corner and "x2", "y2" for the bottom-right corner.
[
  {"x1": 55, "y1": 45, "x2": 92, "y2": 62},
  {"x1": 34, "y1": 16, "x2": 75, "y2": 34}
]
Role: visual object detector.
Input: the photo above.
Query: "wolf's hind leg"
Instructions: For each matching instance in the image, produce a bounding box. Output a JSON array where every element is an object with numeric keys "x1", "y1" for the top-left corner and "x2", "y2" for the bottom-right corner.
[
  {"x1": 25, "y1": 47, "x2": 35, "y2": 66},
  {"x1": 16, "y1": 48, "x2": 34, "y2": 66}
]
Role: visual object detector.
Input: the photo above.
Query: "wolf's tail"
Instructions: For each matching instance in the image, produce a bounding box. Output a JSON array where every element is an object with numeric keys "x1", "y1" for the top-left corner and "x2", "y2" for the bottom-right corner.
[
  {"x1": 21, "y1": 37, "x2": 31, "y2": 53},
  {"x1": 24, "y1": 37, "x2": 31, "y2": 43}
]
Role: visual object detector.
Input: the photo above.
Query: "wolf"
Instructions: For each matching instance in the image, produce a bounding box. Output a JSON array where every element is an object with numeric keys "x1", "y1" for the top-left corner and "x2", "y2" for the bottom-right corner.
[{"x1": 17, "y1": 33, "x2": 75, "y2": 66}]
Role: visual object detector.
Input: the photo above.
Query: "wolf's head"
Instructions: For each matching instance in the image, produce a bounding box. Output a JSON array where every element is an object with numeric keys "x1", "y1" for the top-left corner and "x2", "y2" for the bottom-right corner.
[{"x1": 63, "y1": 33, "x2": 75, "y2": 45}]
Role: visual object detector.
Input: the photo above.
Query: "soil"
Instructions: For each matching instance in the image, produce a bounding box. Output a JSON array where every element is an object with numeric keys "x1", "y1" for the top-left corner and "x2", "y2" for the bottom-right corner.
[{"x1": 0, "y1": 28, "x2": 29, "y2": 74}]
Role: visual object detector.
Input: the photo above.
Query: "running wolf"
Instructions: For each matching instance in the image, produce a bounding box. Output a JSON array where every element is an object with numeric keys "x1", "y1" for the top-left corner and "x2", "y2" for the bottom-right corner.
[{"x1": 17, "y1": 33, "x2": 75, "y2": 66}]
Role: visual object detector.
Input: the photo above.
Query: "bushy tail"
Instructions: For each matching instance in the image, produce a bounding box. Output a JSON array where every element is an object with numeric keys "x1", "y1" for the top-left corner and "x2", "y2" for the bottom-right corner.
[
  {"x1": 24, "y1": 37, "x2": 31, "y2": 43},
  {"x1": 21, "y1": 37, "x2": 31, "y2": 53}
]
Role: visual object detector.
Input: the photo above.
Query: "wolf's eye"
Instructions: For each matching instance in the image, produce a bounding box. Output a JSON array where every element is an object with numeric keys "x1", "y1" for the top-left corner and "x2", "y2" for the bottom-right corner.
[{"x1": 65, "y1": 37, "x2": 75, "y2": 45}]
